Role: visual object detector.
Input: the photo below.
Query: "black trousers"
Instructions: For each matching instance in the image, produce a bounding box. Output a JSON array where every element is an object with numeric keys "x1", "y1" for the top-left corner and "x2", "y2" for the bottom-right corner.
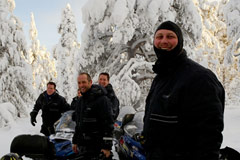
[{"x1": 40, "y1": 124, "x2": 55, "y2": 136}]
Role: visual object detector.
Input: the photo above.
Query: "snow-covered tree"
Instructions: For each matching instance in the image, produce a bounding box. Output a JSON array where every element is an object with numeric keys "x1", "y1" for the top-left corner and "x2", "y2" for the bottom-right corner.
[
  {"x1": 0, "y1": 0, "x2": 35, "y2": 123},
  {"x1": 53, "y1": 3, "x2": 79, "y2": 103},
  {"x1": 80, "y1": 0, "x2": 202, "y2": 110},
  {"x1": 222, "y1": 0, "x2": 240, "y2": 105},
  {"x1": 188, "y1": 0, "x2": 240, "y2": 105},
  {"x1": 224, "y1": 0, "x2": 240, "y2": 63},
  {"x1": 0, "y1": 102, "x2": 17, "y2": 127},
  {"x1": 191, "y1": 0, "x2": 226, "y2": 79},
  {"x1": 28, "y1": 13, "x2": 57, "y2": 95}
]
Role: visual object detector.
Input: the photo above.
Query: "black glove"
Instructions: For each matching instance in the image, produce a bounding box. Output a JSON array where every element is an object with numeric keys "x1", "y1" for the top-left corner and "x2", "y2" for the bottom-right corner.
[
  {"x1": 133, "y1": 133, "x2": 145, "y2": 145},
  {"x1": 30, "y1": 111, "x2": 38, "y2": 126},
  {"x1": 99, "y1": 152, "x2": 106, "y2": 160},
  {"x1": 99, "y1": 151, "x2": 113, "y2": 160}
]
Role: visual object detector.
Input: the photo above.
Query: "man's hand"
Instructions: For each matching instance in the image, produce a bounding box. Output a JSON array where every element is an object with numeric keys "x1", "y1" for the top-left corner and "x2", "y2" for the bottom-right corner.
[
  {"x1": 101, "y1": 149, "x2": 111, "y2": 158},
  {"x1": 30, "y1": 111, "x2": 38, "y2": 126},
  {"x1": 72, "y1": 144, "x2": 78, "y2": 153},
  {"x1": 31, "y1": 118, "x2": 37, "y2": 126},
  {"x1": 133, "y1": 133, "x2": 145, "y2": 145}
]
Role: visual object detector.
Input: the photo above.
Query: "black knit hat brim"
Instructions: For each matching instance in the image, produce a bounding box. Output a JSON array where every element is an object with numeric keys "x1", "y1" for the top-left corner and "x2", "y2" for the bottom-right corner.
[{"x1": 155, "y1": 21, "x2": 180, "y2": 34}]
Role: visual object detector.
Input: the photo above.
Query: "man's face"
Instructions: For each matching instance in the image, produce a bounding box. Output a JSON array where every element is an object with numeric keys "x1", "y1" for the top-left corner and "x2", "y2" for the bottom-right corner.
[
  {"x1": 78, "y1": 74, "x2": 92, "y2": 93},
  {"x1": 46, "y1": 84, "x2": 56, "y2": 95},
  {"x1": 98, "y1": 75, "x2": 109, "y2": 87},
  {"x1": 154, "y1": 29, "x2": 178, "y2": 51}
]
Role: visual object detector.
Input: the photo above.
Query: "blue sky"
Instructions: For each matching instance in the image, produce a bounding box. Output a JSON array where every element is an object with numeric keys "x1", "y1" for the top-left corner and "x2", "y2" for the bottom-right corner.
[{"x1": 14, "y1": 0, "x2": 87, "y2": 51}]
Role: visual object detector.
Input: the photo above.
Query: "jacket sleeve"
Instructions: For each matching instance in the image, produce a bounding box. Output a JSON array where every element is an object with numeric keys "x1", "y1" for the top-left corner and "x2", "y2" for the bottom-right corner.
[
  {"x1": 61, "y1": 96, "x2": 71, "y2": 112},
  {"x1": 32, "y1": 94, "x2": 43, "y2": 113},
  {"x1": 72, "y1": 99, "x2": 81, "y2": 144},
  {"x1": 143, "y1": 76, "x2": 157, "y2": 126},
  {"x1": 109, "y1": 92, "x2": 120, "y2": 120},
  {"x1": 72, "y1": 123, "x2": 80, "y2": 144},
  {"x1": 183, "y1": 72, "x2": 224, "y2": 160},
  {"x1": 70, "y1": 98, "x2": 76, "y2": 110},
  {"x1": 106, "y1": 85, "x2": 120, "y2": 120},
  {"x1": 98, "y1": 96, "x2": 114, "y2": 150}
]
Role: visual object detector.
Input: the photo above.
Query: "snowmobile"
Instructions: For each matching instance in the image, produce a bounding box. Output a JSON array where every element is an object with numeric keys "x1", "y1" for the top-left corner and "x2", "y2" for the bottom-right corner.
[
  {"x1": 114, "y1": 111, "x2": 146, "y2": 160},
  {"x1": 1, "y1": 110, "x2": 107, "y2": 160},
  {"x1": 114, "y1": 111, "x2": 240, "y2": 160}
]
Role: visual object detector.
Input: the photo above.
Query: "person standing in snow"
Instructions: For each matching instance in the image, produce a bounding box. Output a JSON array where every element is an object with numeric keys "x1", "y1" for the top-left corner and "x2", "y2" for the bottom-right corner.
[
  {"x1": 142, "y1": 21, "x2": 225, "y2": 160},
  {"x1": 98, "y1": 72, "x2": 120, "y2": 120},
  {"x1": 72, "y1": 73, "x2": 114, "y2": 159},
  {"x1": 70, "y1": 88, "x2": 82, "y2": 110},
  {"x1": 30, "y1": 82, "x2": 70, "y2": 136}
]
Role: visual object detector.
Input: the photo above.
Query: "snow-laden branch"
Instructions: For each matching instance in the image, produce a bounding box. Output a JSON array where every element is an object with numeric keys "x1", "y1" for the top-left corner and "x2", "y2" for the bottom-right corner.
[
  {"x1": 111, "y1": 58, "x2": 154, "y2": 109},
  {"x1": 234, "y1": 53, "x2": 240, "y2": 57}
]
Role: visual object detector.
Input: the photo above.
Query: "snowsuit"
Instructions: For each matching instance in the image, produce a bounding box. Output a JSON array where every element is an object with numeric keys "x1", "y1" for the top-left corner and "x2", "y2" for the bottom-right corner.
[
  {"x1": 32, "y1": 91, "x2": 70, "y2": 136},
  {"x1": 72, "y1": 85, "x2": 114, "y2": 159},
  {"x1": 105, "y1": 84, "x2": 120, "y2": 120},
  {"x1": 142, "y1": 21, "x2": 225, "y2": 160}
]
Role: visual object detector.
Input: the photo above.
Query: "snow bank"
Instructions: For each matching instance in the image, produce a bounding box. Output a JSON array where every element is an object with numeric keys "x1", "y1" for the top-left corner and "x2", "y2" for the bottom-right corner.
[{"x1": 0, "y1": 102, "x2": 17, "y2": 127}]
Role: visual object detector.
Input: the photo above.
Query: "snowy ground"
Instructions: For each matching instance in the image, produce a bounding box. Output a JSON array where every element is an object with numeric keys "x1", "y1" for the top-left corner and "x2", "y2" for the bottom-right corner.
[
  {"x1": 0, "y1": 105, "x2": 239, "y2": 159},
  {"x1": 221, "y1": 106, "x2": 240, "y2": 152}
]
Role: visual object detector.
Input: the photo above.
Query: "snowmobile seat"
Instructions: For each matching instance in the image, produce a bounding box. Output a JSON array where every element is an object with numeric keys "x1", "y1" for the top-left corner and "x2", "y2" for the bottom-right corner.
[{"x1": 10, "y1": 134, "x2": 55, "y2": 159}]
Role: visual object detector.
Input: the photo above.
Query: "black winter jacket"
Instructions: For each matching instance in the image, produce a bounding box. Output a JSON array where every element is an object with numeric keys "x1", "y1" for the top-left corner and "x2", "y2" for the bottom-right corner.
[
  {"x1": 33, "y1": 91, "x2": 70, "y2": 134},
  {"x1": 70, "y1": 96, "x2": 79, "y2": 110},
  {"x1": 72, "y1": 85, "x2": 114, "y2": 150},
  {"x1": 105, "y1": 84, "x2": 120, "y2": 120},
  {"x1": 143, "y1": 51, "x2": 225, "y2": 160}
]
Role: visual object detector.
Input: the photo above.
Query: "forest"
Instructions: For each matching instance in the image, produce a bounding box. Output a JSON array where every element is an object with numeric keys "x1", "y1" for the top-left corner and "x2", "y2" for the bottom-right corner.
[{"x1": 0, "y1": 0, "x2": 240, "y2": 127}]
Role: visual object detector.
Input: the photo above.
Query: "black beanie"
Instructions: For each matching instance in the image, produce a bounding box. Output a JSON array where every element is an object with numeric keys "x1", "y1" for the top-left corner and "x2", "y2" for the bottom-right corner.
[{"x1": 154, "y1": 21, "x2": 183, "y2": 59}]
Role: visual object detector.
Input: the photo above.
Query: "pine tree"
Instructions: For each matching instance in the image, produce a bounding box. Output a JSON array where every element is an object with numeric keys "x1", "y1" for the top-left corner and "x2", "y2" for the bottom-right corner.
[
  {"x1": 53, "y1": 3, "x2": 79, "y2": 103},
  {"x1": 0, "y1": 0, "x2": 35, "y2": 122},
  {"x1": 28, "y1": 13, "x2": 57, "y2": 95}
]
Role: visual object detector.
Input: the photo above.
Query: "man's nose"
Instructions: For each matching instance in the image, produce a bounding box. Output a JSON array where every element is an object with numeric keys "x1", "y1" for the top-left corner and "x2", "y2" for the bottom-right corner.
[{"x1": 161, "y1": 36, "x2": 168, "y2": 43}]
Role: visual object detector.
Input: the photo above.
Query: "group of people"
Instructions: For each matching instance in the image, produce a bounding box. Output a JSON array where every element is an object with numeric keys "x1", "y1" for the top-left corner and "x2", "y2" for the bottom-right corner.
[
  {"x1": 30, "y1": 72, "x2": 119, "y2": 159},
  {"x1": 30, "y1": 21, "x2": 225, "y2": 160}
]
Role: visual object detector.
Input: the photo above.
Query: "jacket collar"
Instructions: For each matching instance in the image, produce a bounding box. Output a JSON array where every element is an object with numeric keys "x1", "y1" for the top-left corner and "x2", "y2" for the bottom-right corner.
[{"x1": 152, "y1": 49, "x2": 187, "y2": 75}]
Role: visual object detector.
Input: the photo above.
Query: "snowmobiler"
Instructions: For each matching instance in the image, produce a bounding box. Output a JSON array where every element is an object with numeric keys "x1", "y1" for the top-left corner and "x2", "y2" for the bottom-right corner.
[{"x1": 30, "y1": 82, "x2": 70, "y2": 136}]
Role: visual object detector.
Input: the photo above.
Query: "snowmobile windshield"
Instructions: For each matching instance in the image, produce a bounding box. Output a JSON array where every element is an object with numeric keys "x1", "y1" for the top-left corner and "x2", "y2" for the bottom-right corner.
[
  {"x1": 50, "y1": 111, "x2": 76, "y2": 140},
  {"x1": 124, "y1": 111, "x2": 144, "y2": 137},
  {"x1": 55, "y1": 110, "x2": 76, "y2": 133},
  {"x1": 117, "y1": 106, "x2": 136, "y2": 121}
]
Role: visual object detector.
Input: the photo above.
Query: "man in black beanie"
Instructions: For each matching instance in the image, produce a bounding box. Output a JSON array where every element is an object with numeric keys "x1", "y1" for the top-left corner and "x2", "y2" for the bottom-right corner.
[{"x1": 142, "y1": 21, "x2": 225, "y2": 160}]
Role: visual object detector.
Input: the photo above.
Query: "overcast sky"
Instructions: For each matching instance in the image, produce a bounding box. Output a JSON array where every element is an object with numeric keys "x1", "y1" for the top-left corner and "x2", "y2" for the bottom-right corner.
[{"x1": 14, "y1": 0, "x2": 88, "y2": 51}]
